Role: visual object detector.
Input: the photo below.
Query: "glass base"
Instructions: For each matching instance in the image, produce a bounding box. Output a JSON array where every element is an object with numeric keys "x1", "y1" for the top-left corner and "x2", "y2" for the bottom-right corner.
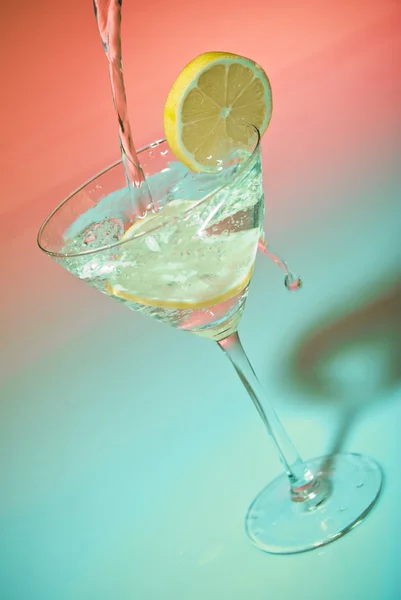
[{"x1": 245, "y1": 453, "x2": 382, "y2": 555}]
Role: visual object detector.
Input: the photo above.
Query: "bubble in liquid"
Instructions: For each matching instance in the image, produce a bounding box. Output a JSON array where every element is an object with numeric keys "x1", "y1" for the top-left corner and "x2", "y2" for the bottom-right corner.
[{"x1": 284, "y1": 272, "x2": 302, "y2": 292}]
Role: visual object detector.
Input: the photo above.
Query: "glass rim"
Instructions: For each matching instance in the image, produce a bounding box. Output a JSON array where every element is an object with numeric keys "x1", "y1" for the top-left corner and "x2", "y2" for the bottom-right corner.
[{"x1": 37, "y1": 125, "x2": 261, "y2": 259}]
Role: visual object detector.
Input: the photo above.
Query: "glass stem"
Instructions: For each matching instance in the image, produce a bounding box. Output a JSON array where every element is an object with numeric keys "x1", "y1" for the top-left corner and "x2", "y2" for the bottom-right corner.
[{"x1": 218, "y1": 331, "x2": 321, "y2": 502}]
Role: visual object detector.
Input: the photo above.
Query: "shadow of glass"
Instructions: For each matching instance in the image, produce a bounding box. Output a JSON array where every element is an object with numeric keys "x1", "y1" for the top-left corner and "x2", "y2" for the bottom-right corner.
[{"x1": 283, "y1": 281, "x2": 401, "y2": 457}]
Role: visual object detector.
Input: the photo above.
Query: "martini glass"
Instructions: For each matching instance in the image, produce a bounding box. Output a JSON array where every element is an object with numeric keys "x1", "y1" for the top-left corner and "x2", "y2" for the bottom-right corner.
[{"x1": 37, "y1": 125, "x2": 382, "y2": 554}]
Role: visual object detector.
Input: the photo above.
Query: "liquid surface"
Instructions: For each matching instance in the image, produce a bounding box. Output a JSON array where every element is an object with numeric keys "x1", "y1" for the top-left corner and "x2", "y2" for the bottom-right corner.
[{"x1": 61, "y1": 157, "x2": 263, "y2": 340}]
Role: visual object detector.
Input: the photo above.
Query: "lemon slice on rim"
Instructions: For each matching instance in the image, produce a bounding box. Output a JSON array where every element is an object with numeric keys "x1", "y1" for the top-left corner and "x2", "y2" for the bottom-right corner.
[
  {"x1": 164, "y1": 51, "x2": 272, "y2": 171},
  {"x1": 104, "y1": 200, "x2": 257, "y2": 310}
]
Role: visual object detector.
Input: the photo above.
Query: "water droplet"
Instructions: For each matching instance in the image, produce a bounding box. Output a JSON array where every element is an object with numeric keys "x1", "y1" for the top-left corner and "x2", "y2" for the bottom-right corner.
[
  {"x1": 356, "y1": 482, "x2": 364, "y2": 488},
  {"x1": 284, "y1": 273, "x2": 302, "y2": 291},
  {"x1": 145, "y1": 236, "x2": 161, "y2": 252},
  {"x1": 84, "y1": 230, "x2": 96, "y2": 244},
  {"x1": 258, "y1": 240, "x2": 302, "y2": 291}
]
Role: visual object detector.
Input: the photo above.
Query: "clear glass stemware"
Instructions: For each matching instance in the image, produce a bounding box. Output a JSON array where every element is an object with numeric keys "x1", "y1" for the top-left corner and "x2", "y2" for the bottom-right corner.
[{"x1": 38, "y1": 128, "x2": 382, "y2": 554}]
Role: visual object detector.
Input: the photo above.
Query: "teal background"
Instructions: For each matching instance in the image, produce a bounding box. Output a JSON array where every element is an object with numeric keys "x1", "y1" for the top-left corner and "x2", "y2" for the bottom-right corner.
[{"x1": 1, "y1": 0, "x2": 400, "y2": 598}]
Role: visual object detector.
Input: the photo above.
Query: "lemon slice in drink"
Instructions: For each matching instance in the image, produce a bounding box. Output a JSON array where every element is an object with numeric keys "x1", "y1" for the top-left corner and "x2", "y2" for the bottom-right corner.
[
  {"x1": 164, "y1": 51, "x2": 272, "y2": 171},
  {"x1": 105, "y1": 200, "x2": 258, "y2": 310}
]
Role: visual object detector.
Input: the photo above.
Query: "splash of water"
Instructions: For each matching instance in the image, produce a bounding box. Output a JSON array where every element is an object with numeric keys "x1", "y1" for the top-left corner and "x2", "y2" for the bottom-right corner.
[
  {"x1": 92, "y1": 0, "x2": 153, "y2": 215},
  {"x1": 91, "y1": 2, "x2": 303, "y2": 290},
  {"x1": 258, "y1": 239, "x2": 302, "y2": 291}
]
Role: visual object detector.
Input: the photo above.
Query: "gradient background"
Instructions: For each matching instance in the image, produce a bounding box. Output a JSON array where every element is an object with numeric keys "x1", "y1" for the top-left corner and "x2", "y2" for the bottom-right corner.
[{"x1": 1, "y1": 1, "x2": 401, "y2": 599}]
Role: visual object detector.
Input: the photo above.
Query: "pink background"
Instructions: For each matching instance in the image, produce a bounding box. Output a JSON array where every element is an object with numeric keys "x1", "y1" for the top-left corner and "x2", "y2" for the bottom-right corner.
[
  {"x1": 1, "y1": 0, "x2": 400, "y2": 377},
  {"x1": 1, "y1": 1, "x2": 400, "y2": 599}
]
